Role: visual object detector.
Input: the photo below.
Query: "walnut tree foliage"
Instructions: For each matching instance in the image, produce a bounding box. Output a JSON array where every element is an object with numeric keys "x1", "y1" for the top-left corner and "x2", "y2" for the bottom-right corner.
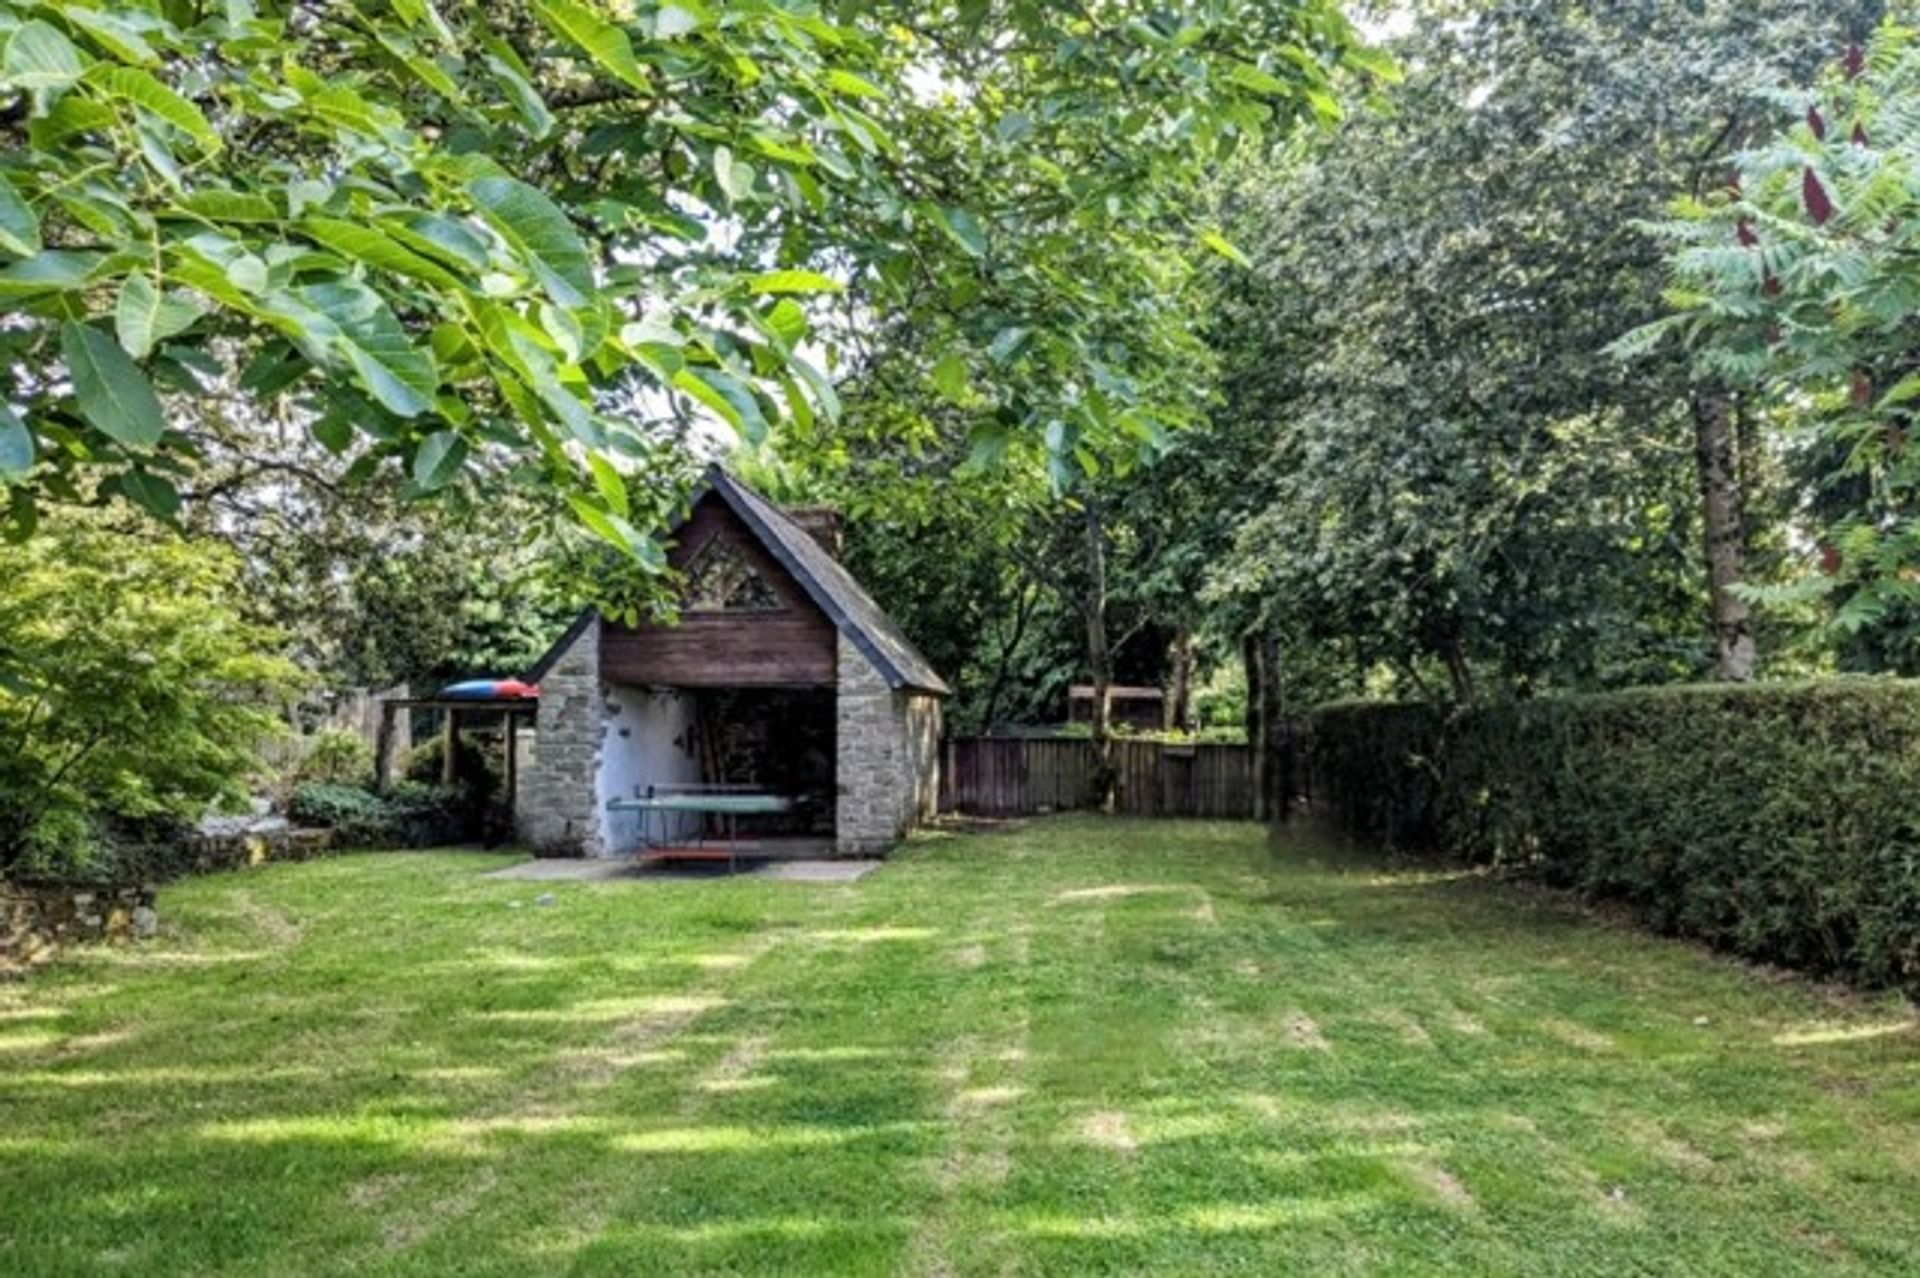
[
  {"x1": 1207, "y1": 0, "x2": 1878, "y2": 702},
  {"x1": 1632, "y1": 21, "x2": 1920, "y2": 671},
  {"x1": 0, "y1": 0, "x2": 1384, "y2": 564}
]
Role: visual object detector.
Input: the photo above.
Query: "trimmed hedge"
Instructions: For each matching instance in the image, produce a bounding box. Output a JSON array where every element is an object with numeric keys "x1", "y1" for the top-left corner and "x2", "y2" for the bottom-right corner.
[
  {"x1": 1308, "y1": 680, "x2": 1920, "y2": 992},
  {"x1": 288, "y1": 781, "x2": 475, "y2": 848}
]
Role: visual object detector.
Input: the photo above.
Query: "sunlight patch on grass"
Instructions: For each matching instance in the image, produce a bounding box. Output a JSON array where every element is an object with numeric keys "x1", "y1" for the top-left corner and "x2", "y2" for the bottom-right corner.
[
  {"x1": 805, "y1": 925, "x2": 939, "y2": 943},
  {"x1": 613, "y1": 1122, "x2": 919, "y2": 1154},
  {"x1": 1773, "y1": 1020, "x2": 1916, "y2": 1047},
  {"x1": 477, "y1": 994, "x2": 728, "y2": 1023}
]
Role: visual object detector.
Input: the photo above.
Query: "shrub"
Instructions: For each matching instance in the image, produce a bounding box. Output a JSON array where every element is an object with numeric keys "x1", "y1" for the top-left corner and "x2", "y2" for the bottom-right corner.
[
  {"x1": 288, "y1": 781, "x2": 475, "y2": 848},
  {"x1": 1308, "y1": 679, "x2": 1920, "y2": 993},
  {"x1": 0, "y1": 517, "x2": 304, "y2": 878},
  {"x1": 293, "y1": 728, "x2": 374, "y2": 788}
]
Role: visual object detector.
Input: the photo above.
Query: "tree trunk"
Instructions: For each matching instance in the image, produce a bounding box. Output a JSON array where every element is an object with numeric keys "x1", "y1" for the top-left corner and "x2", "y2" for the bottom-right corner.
[
  {"x1": 1258, "y1": 630, "x2": 1289, "y2": 823},
  {"x1": 1168, "y1": 624, "x2": 1195, "y2": 734},
  {"x1": 980, "y1": 583, "x2": 1036, "y2": 736},
  {"x1": 1243, "y1": 631, "x2": 1266, "y2": 822},
  {"x1": 1082, "y1": 506, "x2": 1116, "y2": 811},
  {"x1": 1440, "y1": 623, "x2": 1475, "y2": 704},
  {"x1": 1691, "y1": 389, "x2": 1757, "y2": 681}
]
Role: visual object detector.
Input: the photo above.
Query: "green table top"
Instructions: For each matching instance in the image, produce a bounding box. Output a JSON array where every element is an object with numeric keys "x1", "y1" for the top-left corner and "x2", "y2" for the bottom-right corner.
[{"x1": 606, "y1": 794, "x2": 795, "y2": 815}]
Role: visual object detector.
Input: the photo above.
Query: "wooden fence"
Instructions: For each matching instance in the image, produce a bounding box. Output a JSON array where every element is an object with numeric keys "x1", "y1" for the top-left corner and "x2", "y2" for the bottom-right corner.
[{"x1": 940, "y1": 736, "x2": 1256, "y2": 819}]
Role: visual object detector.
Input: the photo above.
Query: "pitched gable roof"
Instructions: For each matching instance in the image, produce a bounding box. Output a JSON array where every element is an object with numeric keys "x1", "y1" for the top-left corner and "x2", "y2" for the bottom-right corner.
[
  {"x1": 702, "y1": 466, "x2": 951, "y2": 696},
  {"x1": 523, "y1": 467, "x2": 951, "y2": 697}
]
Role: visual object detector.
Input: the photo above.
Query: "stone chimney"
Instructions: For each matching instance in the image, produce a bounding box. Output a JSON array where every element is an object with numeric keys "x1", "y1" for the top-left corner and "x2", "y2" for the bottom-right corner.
[{"x1": 784, "y1": 506, "x2": 843, "y2": 559}]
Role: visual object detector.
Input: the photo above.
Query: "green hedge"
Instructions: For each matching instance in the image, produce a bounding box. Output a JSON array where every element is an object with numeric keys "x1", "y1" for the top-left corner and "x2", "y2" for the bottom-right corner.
[
  {"x1": 1308, "y1": 680, "x2": 1920, "y2": 992},
  {"x1": 288, "y1": 781, "x2": 476, "y2": 848}
]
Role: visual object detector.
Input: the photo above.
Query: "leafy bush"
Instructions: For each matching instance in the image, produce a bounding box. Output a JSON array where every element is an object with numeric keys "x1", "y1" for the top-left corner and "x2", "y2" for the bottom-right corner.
[
  {"x1": 288, "y1": 781, "x2": 475, "y2": 849},
  {"x1": 1309, "y1": 680, "x2": 1920, "y2": 993},
  {"x1": 293, "y1": 729, "x2": 374, "y2": 788},
  {"x1": 403, "y1": 732, "x2": 501, "y2": 799},
  {"x1": 0, "y1": 517, "x2": 303, "y2": 879}
]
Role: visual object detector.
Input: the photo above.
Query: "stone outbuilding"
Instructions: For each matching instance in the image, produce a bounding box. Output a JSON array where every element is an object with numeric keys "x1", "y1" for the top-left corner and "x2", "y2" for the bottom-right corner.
[{"x1": 517, "y1": 466, "x2": 950, "y2": 857}]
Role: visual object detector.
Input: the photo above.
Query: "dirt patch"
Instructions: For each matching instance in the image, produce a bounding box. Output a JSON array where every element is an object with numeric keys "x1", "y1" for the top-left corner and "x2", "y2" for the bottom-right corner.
[
  {"x1": 347, "y1": 1173, "x2": 410, "y2": 1209},
  {"x1": 1078, "y1": 1109, "x2": 1138, "y2": 1155},
  {"x1": 1284, "y1": 1012, "x2": 1330, "y2": 1052},
  {"x1": 1051, "y1": 883, "x2": 1199, "y2": 905},
  {"x1": 1403, "y1": 1160, "x2": 1476, "y2": 1211},
  {"x1": 229, "y1": 890, "x2": 301, "y2": 948},
  {"x1": 1379, "y1": 1009, "x2": 1434, "y2": 1048},
  {"x1": 950, "y1": 944, "x2": 988, "y2": 970},
  {"x1": 380, "y1": 1167, "x2": 498, "y2": 1251},
  {"x1": 689, "y1": 1034, "x2": 770, "y2": 1103},
  {"x1": 1540, "y1": 1018, "x2": 1615, "y2": 1052}
]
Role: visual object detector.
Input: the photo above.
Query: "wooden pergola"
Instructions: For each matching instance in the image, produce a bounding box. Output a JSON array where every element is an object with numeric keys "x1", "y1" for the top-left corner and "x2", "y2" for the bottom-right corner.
[{"x1": 374, "y1": 695, "x2": 540, "y2": 825}]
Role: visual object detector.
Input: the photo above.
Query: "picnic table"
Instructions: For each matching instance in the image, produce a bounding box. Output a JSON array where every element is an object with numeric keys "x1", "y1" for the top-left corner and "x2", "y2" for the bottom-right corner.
[{"x1": 605, "y1": 785, "x2": 797, "y2": 873}]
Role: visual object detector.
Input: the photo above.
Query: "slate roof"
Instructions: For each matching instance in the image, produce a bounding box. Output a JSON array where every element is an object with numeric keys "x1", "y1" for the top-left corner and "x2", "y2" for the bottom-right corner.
[
  {"x1": 524, "y1": 465, "x2": 951, "y2": 697},
  {"x1": 702, "y1": 465, "x2": 951, "y2": 696}
]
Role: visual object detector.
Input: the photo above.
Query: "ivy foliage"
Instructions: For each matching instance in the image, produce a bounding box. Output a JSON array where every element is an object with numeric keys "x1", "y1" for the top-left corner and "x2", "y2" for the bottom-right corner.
[{"x1": 0, "y1": 0, "x2": 1382, "y2": 554}]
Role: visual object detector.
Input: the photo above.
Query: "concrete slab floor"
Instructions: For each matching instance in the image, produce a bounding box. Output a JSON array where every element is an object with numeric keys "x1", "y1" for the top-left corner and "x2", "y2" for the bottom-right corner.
[{"x1": 485, "y1": 858, "x2": 883, "y2": 883}]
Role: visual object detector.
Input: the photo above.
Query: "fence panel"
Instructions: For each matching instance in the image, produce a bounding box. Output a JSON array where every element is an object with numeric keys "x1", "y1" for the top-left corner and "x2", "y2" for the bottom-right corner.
[{"x1": 942, "y1": 737, "x2": 1255, "y2": 819}]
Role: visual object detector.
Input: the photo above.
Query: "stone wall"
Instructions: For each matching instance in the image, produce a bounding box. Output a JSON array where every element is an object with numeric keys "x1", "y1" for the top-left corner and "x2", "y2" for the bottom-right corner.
[
  {"x1": 518, "y1": 618, "x2": 607, "y2": 856},
  {"x1": 835, "y1": 635, "x2": 941, "y2": 854},
  {"x1": 2, "y1": 883, "x2": 158, "y2": 977}
]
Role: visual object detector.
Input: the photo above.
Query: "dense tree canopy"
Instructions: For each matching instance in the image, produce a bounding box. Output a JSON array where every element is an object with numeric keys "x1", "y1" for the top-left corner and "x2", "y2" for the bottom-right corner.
[
  {"x1": 1204, "y1": 0, "x2": 1879, "y2": 701},
  {"x1": 0, "y1": 0, "x2": 1384, "y2": 570}
]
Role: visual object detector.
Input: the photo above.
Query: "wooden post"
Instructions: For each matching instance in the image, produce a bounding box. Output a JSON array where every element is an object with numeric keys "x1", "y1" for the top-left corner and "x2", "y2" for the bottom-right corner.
[
  {"x1": 441, "y1": 709, "x2": 458, "y2": 786},
  {"x1": 374, "y1": 702, "x2": 396, "y2": 794},
  {"x1": 504, "y1": 711, "x2": 519, "y2": 822}
]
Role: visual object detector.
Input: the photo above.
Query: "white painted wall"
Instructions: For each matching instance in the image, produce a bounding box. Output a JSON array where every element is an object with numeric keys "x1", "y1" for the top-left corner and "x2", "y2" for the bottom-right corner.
[{"x1": 596, "y1": 685, "x2": 702, "y2": 855}]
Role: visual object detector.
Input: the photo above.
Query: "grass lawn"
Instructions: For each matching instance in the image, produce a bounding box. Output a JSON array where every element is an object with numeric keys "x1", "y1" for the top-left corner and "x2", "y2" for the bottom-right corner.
[{"x1": 3, "y1": 818, "x2": 1919, "y2": 1276}]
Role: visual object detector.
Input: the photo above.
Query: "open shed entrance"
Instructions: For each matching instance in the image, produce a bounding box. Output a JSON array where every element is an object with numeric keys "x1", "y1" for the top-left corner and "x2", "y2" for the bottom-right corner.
[{"x1": 600, "y1": 683, "x2": 836, "y2": 859}]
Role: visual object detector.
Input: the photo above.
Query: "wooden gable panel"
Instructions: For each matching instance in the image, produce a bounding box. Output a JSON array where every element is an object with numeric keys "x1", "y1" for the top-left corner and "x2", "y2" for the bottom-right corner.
[{"x1": 599, "y1": 496, "x2": 838, "y2": 687}]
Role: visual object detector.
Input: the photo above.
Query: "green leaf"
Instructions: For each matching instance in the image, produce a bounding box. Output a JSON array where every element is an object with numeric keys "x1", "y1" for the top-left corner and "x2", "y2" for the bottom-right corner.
[
  {"x1": 61, "y1": 321, "x2": 166, "y2": 450},
  {"x1": 87, "y1": 66, "x2": 221, "y2": 153},
  {"x1": 1226, "y1": 61, "x2": 1291, "y2": 96},
  {"x1": 931, "y1": 352, "x2": 969, "y2": 403},
  {"x1": 931, "y1": 205, "x2": 988, "y2": 258},
  {"x1": 1343, "y1": 45, "x2": 1402, "y2": 85},
  {"x1": 297, "y1": 281, "x2": 439, "y2": 417},
  {"x1": 411, "y1": 430, "x2": 467, "y2": 489},
  {"x1": 469, "y1": 175, "x2": 594, "y2": 308},
  {"x1": 0, "y1": 406, "x2": 32, "y2": 479},
  {"x1": 1200, "y1": 230, "x2": 1252, "y2": 269},
  {"x1": 0, "y1": 249, "x2": 102, "y2": 297},
  {"x1": 532, "y1": 0, "x2": 651, "y2": 94},
  {"x1": 484, "y1": 53, "x2": 553, "y2": 138},
  {"x1": 988, "y1": 325, "x2": 1030, "y2": 365},
  {"x1": 4, "y1": 22, "x2": 85, "y2": 92},
  {"x1": 672, "y1": 366, "x2": 767, "y2": 443},
  {"x1": 301, "y1": 217, "x2": 463, "y2": 288},
  {"x1": 1876, "y1": 374, "x2": 1920, "y2": 411},
  {"x1": 825, "y1": 69, "x2": 884, "y2": 100},
  {"x1": 0, "y1": 174, "x2": 41, "y2": 258},
  {"x1": 746, "y1": 269, "x2": 843, "y2": 295},
  {"x1": 63, "y1": 8, "x2": 158, "y2": 65},
  {"x1": 175, "y1": 189, "x2": 280, "y2": 223},
  {"x1": 587, "y1": 452, "x2": 629, "y2": 516},
  {"x1": 118, "y1": 469, "x2": 180, "y2": 518},
  {"x1": 115, "y1": 274, "x2": 203, "y2": 359},
  {"x1": 567, "y1": 494, "x2": 643, "y2": 555}
]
